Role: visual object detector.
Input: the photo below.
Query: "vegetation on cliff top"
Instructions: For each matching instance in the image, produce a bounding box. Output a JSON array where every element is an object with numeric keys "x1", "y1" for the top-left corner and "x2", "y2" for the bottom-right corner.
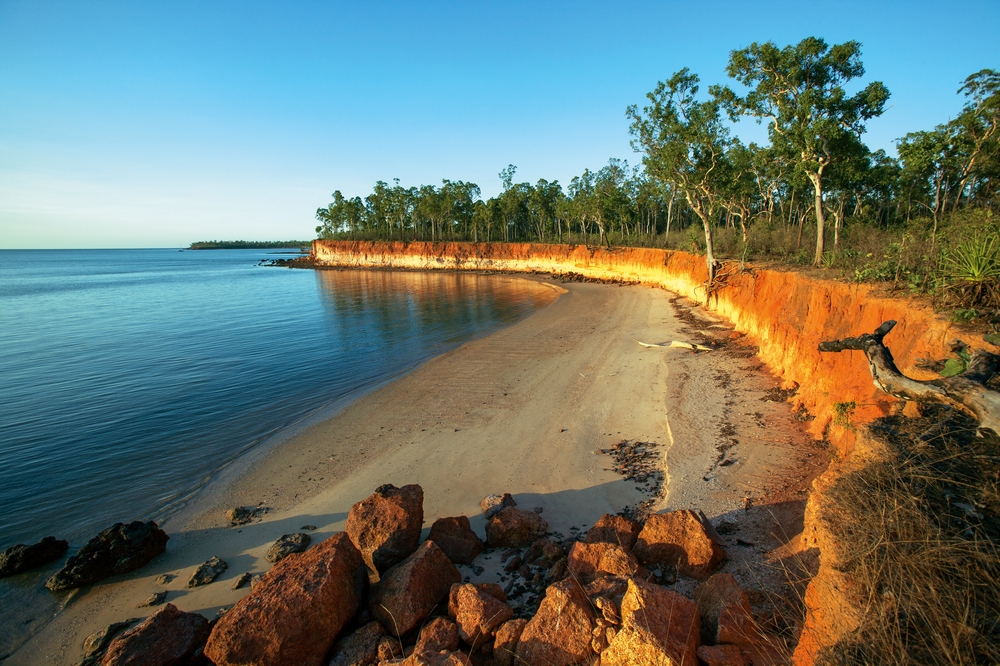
[
  {"x1": 315, "y1": 36, "x2": 999, "y2": 309},
  {"x1": 188, "y1": 240, "x2": 311, "y2": 249}
]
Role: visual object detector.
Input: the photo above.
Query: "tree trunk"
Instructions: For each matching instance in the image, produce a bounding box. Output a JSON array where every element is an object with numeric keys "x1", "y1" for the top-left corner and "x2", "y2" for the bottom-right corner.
[{"x1": 810, "y1": 173, "x2": 826, "y2": 266}]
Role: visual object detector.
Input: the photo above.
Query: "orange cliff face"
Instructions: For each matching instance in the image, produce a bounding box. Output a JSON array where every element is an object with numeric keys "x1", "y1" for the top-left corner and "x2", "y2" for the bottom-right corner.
[{"x1": 312, "y1": 239, "x2": 988, "y2": 662}]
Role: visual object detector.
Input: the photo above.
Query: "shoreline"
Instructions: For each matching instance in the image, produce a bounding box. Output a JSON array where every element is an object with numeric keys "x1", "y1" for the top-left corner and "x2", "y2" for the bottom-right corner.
[{"x1": 7, "y1": 275, "x2": 824, "y2": 665}]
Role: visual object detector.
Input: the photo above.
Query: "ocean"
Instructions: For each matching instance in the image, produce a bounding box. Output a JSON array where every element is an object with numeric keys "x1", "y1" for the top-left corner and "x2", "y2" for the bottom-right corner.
[{"x1": 0, "y1": 248, "x2": 555, "y2": 656}]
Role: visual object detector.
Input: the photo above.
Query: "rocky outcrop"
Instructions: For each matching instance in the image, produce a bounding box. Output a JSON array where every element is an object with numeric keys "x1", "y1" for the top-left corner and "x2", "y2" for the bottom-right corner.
[
  {"x1": 585, "y1": 514, "x2": 641, "y2": 550},
  {"x1": 328, "y1": 620, "x2": 386, "y2": 666},
  {"x1": 448, "y1": 583, "x2": 513, "y2": 646},
  {"x1": 566, "y1": 541, "x2": 639, "y2": 581},
  {"x1": 485, "y1": 508, "x2": 547, "y2": 548},
  {"x1": 427, "y1": 516, "x2": 484, "y2": 565},
  {"x1": 47, "y1": 522, "x2": 168, "y2": 591},
  {"x1": 265, "y1": 533, "x2": 310, "y2": 563},
  {"x1": 187, "y1": 556, "x2": 227, "y2": 587},
  {"x1": 633, "y1": 510, "x2": 723, "y2": 580},
  {"x1": 516, "y1": 578, "x2": 595, "y2": 666},
  {"x1": 368, "y1": 540, "x2": 461, "y2": 636},
  {"x1": 101, "y1": 604, "x2": 210, "y2": 666},
  {"x1": 479, "y1": 493, "x2": 516, "y2": 519},
  {"x1": 347, "y1": 484, "x2": 424, "y2": 574},
  {"x1": 0, "y1": 536, "x2": 69, "y2": 577},
  {"x1": 204, "y1": 532, "x2": 367, "y2": 666},
  {"x1": 601, "y1": 578, "x2": 700, "y2": 666}
]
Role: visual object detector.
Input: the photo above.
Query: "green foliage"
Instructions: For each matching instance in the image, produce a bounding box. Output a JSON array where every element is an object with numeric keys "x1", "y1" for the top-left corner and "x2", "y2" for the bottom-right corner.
[
  {"x1": 189, "y1": 240, "x2": 311, "y2": 249},
  {"x1": 940, "y1": 232, "x2": 1000, "y2": 308},
  {"x1": 833, "y1": 401, "x2": 856, "y2": 426}
]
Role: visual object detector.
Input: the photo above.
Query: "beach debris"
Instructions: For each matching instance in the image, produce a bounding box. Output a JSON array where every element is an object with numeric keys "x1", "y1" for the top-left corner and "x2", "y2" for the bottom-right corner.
[
  {"x1": 636, "y1": 339, "x2": 712, "y2": 351},
  {"x1": 226, "y1": 505, "x2": 269, "y2": 526},
  {"x1": 369, "y1": 540, "x2": 461, "y2": 636},
  {"x1": 428, "y1": 515, "x2": 485, "y2": 565},
  {"x1": 137, "y1": 590, "x2": 167, "y2": 608},
  {"x1": 480, "y1": 493, "x2": 517, "y2": 519},
  {"x1": 516, "y1": 578, "x2": 596, "y2": 665},
  {"x1": 493, "y1": 618, "x2": 528, "y2": 666},
  {"x1": 154, "y1": 573, "x2": 173, "y2": 585},
  {"x1": 231, "y1": 571, "x2": 252, "y2": 590},
  {"x1": 329, "y1": 620, "x2": 386, "y2": 666},
  {"x1": 567, "y1": 542, "x2": 639, "y2": 582},
  {"x1": 187, "y1": 556, "x2": 228, "y2": 587},
  {"x1": 585, "y1": 514, "x2": 642, "y2": 550},
  {"x1": 46, "y1": 521, "x2": 169, "y2": 591},
  {"x1": 598, "y1": 440, "x2": 666, "y2": 520},
  {"x1": 601, "y1": 579, "x2": 700, "y2": 666},
  {"x1": 102, "y1": 604, "x2": 211, "y2": 666},
  {"x1": 449, "y1": 582, "x2": 514, "y2": 645},
  {"x1": 205, "y1": 533, "x2": 366, "y2": 666},
  {"x1": 265, "y1": 533, "x2": 311, "y2": 563},
  {"x1": 486, "y1": 508, "x2": 548, "y2": 548},
  {"x1": 633, "y1": 510, "x2": 724, "y2": 580},
  {"x1": 346, "y1": 483, "x2": 424, "y2": 575},
  {"x1": 416, "y1": 616, "x2": 460, "y2": 653},
  {"x1": 80, "y1": 618, "x2": 140, "y2": 666},
  {"x1": 0, "y1": 536, "x2": 69, "y2": 577}
]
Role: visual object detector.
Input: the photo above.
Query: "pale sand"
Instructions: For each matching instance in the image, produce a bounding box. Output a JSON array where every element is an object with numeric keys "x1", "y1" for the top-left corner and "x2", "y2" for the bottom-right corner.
[{"x1": 9, "y1": 276, "x2": 822, "y2": 665}]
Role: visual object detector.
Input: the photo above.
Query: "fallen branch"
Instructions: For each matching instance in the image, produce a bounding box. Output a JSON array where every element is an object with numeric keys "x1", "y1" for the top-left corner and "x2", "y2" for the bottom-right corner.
[
  {"x1": 636, "y1": 340, "x2": 712, "y2": 352},
  {"x1": 818, "y1": 320, "x2": 1000, "y2": 434}
]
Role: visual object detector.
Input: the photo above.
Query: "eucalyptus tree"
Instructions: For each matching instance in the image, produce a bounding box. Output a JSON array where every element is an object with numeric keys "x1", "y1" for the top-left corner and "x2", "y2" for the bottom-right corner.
[
  {"x1": 627, "y1": 68, "x2": 733, "y2": 284},
  {"x1": 951, "y1": 69, "x2": 1000, "y2": 209},
  {"x1": 716, "y1": 37, "x2": 890, "y2": 265},
  {"x1": 316, "y1": 190, "x2": 365, "y2": 238}
]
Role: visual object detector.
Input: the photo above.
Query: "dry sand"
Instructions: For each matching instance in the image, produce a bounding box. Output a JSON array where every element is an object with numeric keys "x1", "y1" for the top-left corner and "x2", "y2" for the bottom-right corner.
[{"x1": 8, "y1": 275, "x2": 825, "y2": 665}]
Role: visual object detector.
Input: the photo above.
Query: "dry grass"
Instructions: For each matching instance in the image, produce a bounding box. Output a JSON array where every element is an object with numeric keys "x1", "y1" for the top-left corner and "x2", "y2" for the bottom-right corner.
[{"x1": 817, "y1": 407, "x2": 1000, "y2": 666}]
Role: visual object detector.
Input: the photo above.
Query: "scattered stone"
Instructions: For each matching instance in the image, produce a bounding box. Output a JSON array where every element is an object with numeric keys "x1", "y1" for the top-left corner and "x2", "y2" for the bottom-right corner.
[
  {"x1": 492, "y1": 618, "x2": 527, "y2": 666},
  {"x1": 448, "y1": 583, "x2": 514, "y2": 645},
  {"x1": 697, "y1": 644, "x2": 749, "y2": 666},
  {"x1": 226, "y1": 506, "x2": 268, "y2": 526},
  {"x1": 204, "y1": 532, "x2": 367, "y2": 666},
  {"x1": 231, "y1": 572, "x2": 252, "y2": 590},
  {"x1": 479, "y1": 493, "x2": 516, "y2": 519},
  {"x1": 154, "y1": 574, "x2": 172, "y2": 585},
  {"x1": 101, "y1": 603, "x2": 211, "y2": 666},
  {"x1": 0, "y1": 536, "x2": 69, "y2": 577},
  {"x1": 532, "y1": 506, "x2": 544, "y2": 514},
  {"x1": 265, "y1": 533, "x2": 311, "y2": 563},
  {"x1": 301, "y1": 524, "x2": 317, "y2": 531},
  {"x1": 187, "y1": 556, "x2": 228, "y2": 587},
  {"x1": 427, "y1": 516, "x2": 484, "y2": 565},
  {"x1": 137, "y1": 591, "x2": 167, "y2": 608},
  {"x1": 585, "y1": 514, "x2": 642, "y2": 550},
  {"x1": 415, "y1": 617, "x2": 460, "y2": 653},
  {"x1": 369, "y1": 540, "x2": 461, "y2": 636},
  {"x1": 328, "y1": 620, "x2": 386, "y2": 666},
  {"x1": 633, "y1": 509, "x2": 724, "y2": 580},
  {"x1": 566, "y1": 541, "x2": 638, "y2": 581},
  {"x1": 598, "y1": 440, "x2": 666, "y2": 519},
  {"x1": 694, "y1": 573, "x2": 752, "y2": 643},
  {"x1": 46, "y1": 521, "x2": 169, "y2": 591},
  {"x1": 346, "y1": 484, "x2": 424, "y2": 575},
  {"x1": 80, "y1": 618, "x2": 140, "y2": 666},
  {"x1": 600, "y1": 578, "x2": 700, "y2": 666},
  {"x1": 516, "y1": 578, "x2": 595, "y2": 666},
  {"x1": 485, "y1": 508, "x2": 548, "y2": 548}
]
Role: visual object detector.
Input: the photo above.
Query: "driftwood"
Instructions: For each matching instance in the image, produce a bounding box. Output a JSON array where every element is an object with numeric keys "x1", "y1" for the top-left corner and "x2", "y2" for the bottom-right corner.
[
  {"x1": 635, "y1": 340, "x2": 712, "y2": 352},
  {"x1": 818, "y1": 320, "x2": 1000, "y2": 434}
]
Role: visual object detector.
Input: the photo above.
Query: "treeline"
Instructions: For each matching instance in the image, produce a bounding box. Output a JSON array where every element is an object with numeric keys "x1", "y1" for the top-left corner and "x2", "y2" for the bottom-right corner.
[
  {"x1": 189, "y1": 240, "x2": 312, "y2": 249},
  {"x1": 316, "y1": 37, "x2": 999, "y2": 302}
]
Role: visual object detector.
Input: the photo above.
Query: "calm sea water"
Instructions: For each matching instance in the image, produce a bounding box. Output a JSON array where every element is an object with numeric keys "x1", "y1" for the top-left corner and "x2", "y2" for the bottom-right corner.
[{"x1": 0, "y1": 248, "x2": 555, "y2": 656}]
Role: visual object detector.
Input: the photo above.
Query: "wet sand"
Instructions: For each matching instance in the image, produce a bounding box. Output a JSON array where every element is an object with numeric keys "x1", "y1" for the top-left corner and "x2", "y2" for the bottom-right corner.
[{"x1": 8, "y1": 276, "x2": 825, "y2": 665}]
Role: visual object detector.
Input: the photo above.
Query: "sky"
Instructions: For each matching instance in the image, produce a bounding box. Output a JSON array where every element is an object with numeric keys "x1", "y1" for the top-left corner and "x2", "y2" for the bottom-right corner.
[{"x1": 1, "y1": 1, "x2": 998, "y2": 249}]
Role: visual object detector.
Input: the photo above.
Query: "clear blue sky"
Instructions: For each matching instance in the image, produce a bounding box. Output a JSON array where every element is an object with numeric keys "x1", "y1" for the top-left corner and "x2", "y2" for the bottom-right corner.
[{"x1": 1, "y1": 1, "x2": 997, "y2": 248}]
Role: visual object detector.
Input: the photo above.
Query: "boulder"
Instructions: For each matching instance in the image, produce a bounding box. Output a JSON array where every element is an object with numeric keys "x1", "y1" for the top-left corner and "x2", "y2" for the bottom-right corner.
[
  {"x1": 187, "y1": 556, "x2": 227, "y2": 587},
  {"x1": 515, "y1": 578, "x2": 595, "y2": 666},
  {"x1": 265, "y1": 533, "x2": 311, "y2": 563},
  {"x1": 585, "y1": 514, "x2": 641, "y2": 550},
  {"x1": 427, "y1": 516, "x2": 484, "y2": 565},
  {"x1": 0, "y1": 536, "x2": 69, "y2": 577},
  {"x1": 328, "y1": 620, "x2": 386, "y2": 666},
  {"x1": 485, "y1": 508, "x2": 547, "y2": 548},
  {"x1": 347, "y1": 484, "x2": 424, "y2": 574},
  {"x1": 369, "y1": 540, "x2": 461, "y2": 636},
  {"x1": 697, "y1": 644, "x2": 748, "y2": 666},
  {"x1": 80, "y1": 619, "x2": 140, "y2": 666},
  {"x1": 47, "y1": 522, "x2": 169, "y2": 591},
  {"x1": 447, "y1": 582, "x2": 506, "y2": 614},
  {"x1": 101, "y1": 603, "x2": 210, "y2": 666},
  {"x1": 231, "y1": 572, "x2": 252, "y2": 590},
  {"x1": 632, "y1": 510, "x2": 723, "y2": 580},
  {"x1": 414, "y1": 617, "x2": 459, "y2": 653},
  {"x1": 447, "y1": 583, "x2": 513, "y2": 646},
  {"x1": 204, "y1": 532, "x2": 367, "y2": 666},
  {"x1": 383, "y1": 650, "x2": 471, "y2": 666},
  {"x1": 226, "y1": 506, "x2": 267, "y2": 526},
  {"x1": 600, "y1": 578, "x2": 700, "y2": 666},
  {"x1": 566, "y1": 541, "x2": 638, "y2": 581},
  {"x1": 492, "y1": 619, "x2": 527, "y2": 666},
  {"x1": 377, "y1": 637, "x2": 403, "y2": 662},
  {"x1": 479, "y1": 494, "x2": 516, "y2": 519},
  {"x1": 694, "y1": 574, "x2": 752, "y2": 644},
  {"x1": 137, "y1": 591, "x2": 167, "y2": 608}
]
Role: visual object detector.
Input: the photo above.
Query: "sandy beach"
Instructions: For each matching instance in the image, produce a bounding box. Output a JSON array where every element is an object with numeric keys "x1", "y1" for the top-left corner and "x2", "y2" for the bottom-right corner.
[{"x1": 8, "y1": 275, "x2": 825, "y2": 665}]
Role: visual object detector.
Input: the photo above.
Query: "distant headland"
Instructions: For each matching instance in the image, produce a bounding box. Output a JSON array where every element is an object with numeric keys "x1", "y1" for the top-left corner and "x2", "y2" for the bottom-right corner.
[{"x1": 187, "y1": 240, "x2": 311, "y2": 250}]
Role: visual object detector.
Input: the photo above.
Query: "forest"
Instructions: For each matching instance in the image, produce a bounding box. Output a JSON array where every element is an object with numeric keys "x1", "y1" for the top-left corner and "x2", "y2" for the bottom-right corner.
[{"x1": 316, "y1": 37, "x2": 999, "y2": 309}]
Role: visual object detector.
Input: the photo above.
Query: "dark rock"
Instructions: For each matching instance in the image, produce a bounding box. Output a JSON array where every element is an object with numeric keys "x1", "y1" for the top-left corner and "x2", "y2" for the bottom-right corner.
[
  {"x1": 346, "y1": 484, "x2": 424, "y2": 575},
  {"x1": 485, "y1": 508, "x2": 547, "y2": 548},
  {"x1": 479, "y1": 494, "x2": 516, "y2": 519},
  {"x1": 301, "y1": 524, "x2": 317, "y2": 531},
  {"x1": 231, "y1": 572, "x2": 252, "y2": 590},
  {"x1": 187, "y1": 556, "x2": 227, "y2": 587},
  {"x1": 369, "y1": 540, "x2": 461, "y2": 636},
  {"x1": 154, "y1": 574, "x2": 172, "y2": 586},
  {"x1": 328, "y1": 620, "x2": 386, "y2": 666},
  {"x1": 46, "y1": 522, "x2": 169, "y2": 591},
  {"x1": 79, "y1": 618, "x2": 140, "y2": 666},
  {"x1": 0, "y1": 536, "x2": 69, "y2": 577},
  {"x1": 101, "y1": 603, "x2": 211, "y2": 666},
  {"x1": 137, "y1": 591, "x2": 167, "y2": 608},
  {"x1": 427, "y1": 516, "x2": 484, "y2": 565},
  {"x1": 226, "y1": 506, "x2": 268, "y2": 526},
  {"x1": 265, "y1": 533, "x2": 310, "y2": 563}
]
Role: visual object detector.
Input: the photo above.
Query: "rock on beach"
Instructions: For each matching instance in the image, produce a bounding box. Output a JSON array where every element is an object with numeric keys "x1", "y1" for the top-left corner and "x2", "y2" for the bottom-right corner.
[
  {"x1": 347, "y1": 483, "x2": 424, "y2": 575},
  {"x1": 0, "y1": 536, "x2": 69, "y2": 577},
  {"x1": 46, "y1": 521, "x2": 168, "y2": 591}
]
